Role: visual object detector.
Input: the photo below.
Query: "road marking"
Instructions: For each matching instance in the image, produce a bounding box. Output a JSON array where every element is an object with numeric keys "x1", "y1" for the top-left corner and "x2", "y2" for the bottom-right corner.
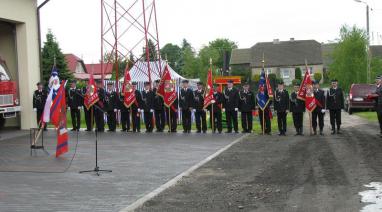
[
  {"x1": 120, "y1": 134, "x2": 250, "y2": 212},
  {"x1": 359, "y1": 182, "x2": 382, "y2": 212}
]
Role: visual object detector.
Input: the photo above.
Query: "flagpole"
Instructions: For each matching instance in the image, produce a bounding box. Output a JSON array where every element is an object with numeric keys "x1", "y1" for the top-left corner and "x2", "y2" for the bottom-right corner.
[
  {"x1": 210, "y1": 58, "x2": 214, "y2": 133},
  {"x1": 168, "y1": 106, "x2": 171, "y2": 132},
  {"x1": 262, "y1": 53, "x2": 265, "y2": 135},
  {"x1": 304, "y1": 59, "x2": 313, "y2": 135}
]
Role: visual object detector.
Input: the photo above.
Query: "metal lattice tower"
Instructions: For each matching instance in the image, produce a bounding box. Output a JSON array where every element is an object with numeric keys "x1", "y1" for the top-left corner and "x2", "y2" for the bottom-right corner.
[{"x1": 100, "y1": 0, "x2": 162, "y2": 89}]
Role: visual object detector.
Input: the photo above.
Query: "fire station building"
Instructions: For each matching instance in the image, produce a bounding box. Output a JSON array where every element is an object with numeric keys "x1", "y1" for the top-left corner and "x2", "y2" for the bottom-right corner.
[{"x1": 0, "y1": 0, "x2": 40, "y2": 130}]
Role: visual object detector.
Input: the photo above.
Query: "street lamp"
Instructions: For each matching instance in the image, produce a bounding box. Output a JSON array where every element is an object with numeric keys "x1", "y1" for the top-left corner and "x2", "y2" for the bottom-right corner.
[{"x1": 354, "y1": 0, "x2": 371, "y2": 83}]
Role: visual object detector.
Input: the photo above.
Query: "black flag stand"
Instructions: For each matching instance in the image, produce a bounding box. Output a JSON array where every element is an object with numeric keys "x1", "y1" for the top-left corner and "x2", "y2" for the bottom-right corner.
[{"x1": 79, "y1": 99, "x2": 112, "y2": 176}]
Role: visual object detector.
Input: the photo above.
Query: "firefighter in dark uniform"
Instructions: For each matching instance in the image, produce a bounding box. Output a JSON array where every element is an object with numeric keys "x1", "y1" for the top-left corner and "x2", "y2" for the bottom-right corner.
[
  {"x1": 131, "y1": 82, "x2": 142, "y2": 133},
  {"x1": 194, "y1": 82, "x2": 207, "y2": 133},
  {"x1": 153, "y1": 79, "x2": 165, "y2": 132},
  {"x1": 312, "y1": 80, "x2": 326, "y2": 135},
  {"x1": 82, "y1": 79, "x2": 93, "y2": 131},
  {"x1": 179, "y1": 80, "x2": 193, "y2": 133},
  {"x1": 94, "y1": 80, "x2": 105, "y2": 132},
  {"x1": 141, "y1": 81, "x2": 155, "y2": 133},
  {"x1": 118, "y1": 90, "x2": 130, "y2": 132},
  {"x1": 105, "y1": 82, "x2": 117, "y2": 132},
  {"x1": 223, "y1": 80, "x2": 239, "y2": 133},
  {"x1": 274, "y1": 81, "x2": 289, "y2": 136},
  {"x1": 290, "y1": 82, "x2": 305, "y2": 135},
  {"x1": 208, "y1": 84, "x2": 223, "y2": 133},
  {"x1": 239, "y1": 82, "x2": 255, "y2": 133},
  {"x1": 33, "y1": 82, "x2": 47, "y2": 130},
  {"x1": 326, "y1": 79, "x2": 344, "y2": 134},
  {"x1": 67, "y1": 80, "x2": 82, "y2": 131},
  {"x1": 368, "y1": 75, "x2": 382, "y2": 137}
]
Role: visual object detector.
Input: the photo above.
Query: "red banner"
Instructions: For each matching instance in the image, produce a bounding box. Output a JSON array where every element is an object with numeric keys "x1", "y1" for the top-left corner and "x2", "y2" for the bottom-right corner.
[
  {"x1": 122, "y1": 68, "x2": 136, "y2": 108},
  {"x1": 265, "y1": 74, "x2": 273, "y2": 98},
  {"x1": 84, "y1": 74, "x2": 99, "y2": 109},
  {"x1": 203, "y1": 68, "x2": 215, "y2": 109},
  {"x1": 298, "y1": 70, "x2": 317, "y2": 112},
  {"x1": 162, "y1": 65, "x2": 177, "y2": 108},
  {"x1": 50, "y1": 81, "x2": 68, "y2": 157}
]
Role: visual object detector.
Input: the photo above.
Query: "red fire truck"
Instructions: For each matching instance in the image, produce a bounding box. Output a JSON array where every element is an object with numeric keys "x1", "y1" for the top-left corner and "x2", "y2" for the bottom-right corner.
[{"x1": 0, "y1": 57, "x2": 20, "y2": 129}]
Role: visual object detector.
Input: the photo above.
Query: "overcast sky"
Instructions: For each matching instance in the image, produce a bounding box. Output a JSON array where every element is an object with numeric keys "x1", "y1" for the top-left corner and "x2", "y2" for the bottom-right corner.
[{"x1": 39, "y1": 0, "x2": 382, "y2": 63}]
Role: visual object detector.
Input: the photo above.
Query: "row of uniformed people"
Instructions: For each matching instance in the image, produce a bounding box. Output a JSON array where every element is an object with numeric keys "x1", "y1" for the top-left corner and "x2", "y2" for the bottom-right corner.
[{"x1": 33, "y1": 78, "x2": 345, "y2": 135}]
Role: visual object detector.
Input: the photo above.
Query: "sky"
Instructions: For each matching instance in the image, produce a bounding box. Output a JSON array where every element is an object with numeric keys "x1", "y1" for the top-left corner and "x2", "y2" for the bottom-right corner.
[{"x1": 39, "y1": 0, "x2": 382, "y2": 63}]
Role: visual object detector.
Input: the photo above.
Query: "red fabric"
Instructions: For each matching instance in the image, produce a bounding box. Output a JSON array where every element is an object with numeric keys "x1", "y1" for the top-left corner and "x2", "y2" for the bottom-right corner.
[
  {"x1": 265, "y1": 74, "x2": 273, "y2": 98},
  {"x1": 84, "y1": 74, "x2": 99, "y2": 109},
  {"x1": 122, "y1": 68, "x2": 136, "y2": 108},
  {"x1": 161, "y1": 65, "x2": 177, "y2": 107},
  {"x1": 203, "y1": 68, "x2": 215, "y2": 109},
  {"x1": 298, "y1": 70, "x2": 317, "y2": 112}
]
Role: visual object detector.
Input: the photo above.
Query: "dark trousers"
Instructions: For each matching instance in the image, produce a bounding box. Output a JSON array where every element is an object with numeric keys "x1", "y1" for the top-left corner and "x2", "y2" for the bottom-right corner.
[
  {"x1": 259, "y1": 109, "x2": 271, "y2": 134},
  {"x1": 84, "y1": 107, "x2": 92, "y2": 130},
  {"x1": 144, "y1": 111, "x2": 154, "y2": 132},
  {"x1": 329, "y1": 109, "x2": 341, "y2": 130},
  {"x1": 36, "y1": 109, "x2": 47, "y2": 130},
  {"x1": 377, "y1": 111, "x2": 382, "y2": 133},
  {"x1": 277, "y1": 111, "x2": 287, "y2": 134},
  {"x1": 94, "y1": 107, "x2": 104, "y2": 132},
  {"x1": 312, "y1": 111, "x2": 324, "y2": 132},
  {"x1": 226, "y1": 110, "x2": 238, "y2": 132},
  {"x1": 181, "y1": 109, "x2": 191, "y2": 132},
  {"x1": 166, "y1": 108, "x2": 177, "y2": 132},
  {"x1": 131, "y1": 109, "x2": 141, "y2": 132},
  {"x1": 70, "y1": 108, "x2": 81, "y2": 130},
  {"x1": 292, "y1": 112, "x2": 303, "y2": 133},
  {"x1": 155, "y1": 110, "x2": 165, "y2": 131},
  {"x1": 107, "y1": 111, "x2": 116, "y2": 131},
  {"x1": 210, "y1": 111, "x2": 222, "y2": 133},
  {"x1": 195, "y1": 110, "x2": 207, "y2": 132},
  {"x1": 120, "y1": 110, "x2": 130, "y2": 131},
  {"x1": 241, "y1": 111, "x2": 253, "y2": 132}
]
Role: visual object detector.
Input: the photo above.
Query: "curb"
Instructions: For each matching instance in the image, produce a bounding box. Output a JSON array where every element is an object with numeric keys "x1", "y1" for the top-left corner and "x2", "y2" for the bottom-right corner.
[{"x1": 120, "y1": 134, "x2": 250, "y2": 212}]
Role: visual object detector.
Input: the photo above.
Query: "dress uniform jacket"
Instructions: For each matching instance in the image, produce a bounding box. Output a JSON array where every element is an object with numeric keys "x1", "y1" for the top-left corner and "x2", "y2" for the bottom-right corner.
[
  {"x1": 194, "y1": 89, "x2": 207, "y2": 133},
  {"x1": 33, "y1": 89, "x2": 47, "y2": 128},
  {"x1": 67, "y1": 88, "x2": 82, "y2": 130},
  {"x1": 179, "y1": 88, "x2": 193, "y2": 132},
  {"x1": 274, "y1": 90, "x2": 290, "y2": 112}
]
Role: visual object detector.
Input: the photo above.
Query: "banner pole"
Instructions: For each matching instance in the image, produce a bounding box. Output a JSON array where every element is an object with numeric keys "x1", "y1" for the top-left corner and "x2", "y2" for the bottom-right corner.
[
  {"x1": 211, "y1": 104, "x2": 214, "y2": 132},
  {"x1": 309, "y1": 111, "x2": 313, "y2": 135},
  {"x1": 168, "y1": 106, "x2": 171, "y2": 132},
  {"x1": 262, "y1": 109, "x2": 265, "y2": 135}
]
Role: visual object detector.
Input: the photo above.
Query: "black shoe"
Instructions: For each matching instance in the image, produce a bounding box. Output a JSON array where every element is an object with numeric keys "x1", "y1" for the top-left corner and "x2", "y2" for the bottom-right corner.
[
  {"x1": 203, "y1": 131, "x2": 207, "y2": 133},
  {"x1": 218, "y1": 131, "x2": 222, "y2": 134},
  {"x1": 313, "y1": 130, "x2": 317, "y2": 135},
  {"x1": 85, "y1": 129, "x2": 91, "y2": 132},
  {"x1": 337, "y1": 130, "x2": 341, "y2": 134},
  {"x1": 242, "y1": 131, "x2": 248, "y2": 133},
  {"x1": 171, "y1": 130, "x2": 177, "y2": 133},
  {"x1": 225, "y1": 131, "x2": 232, "y2": 133},
  {"x1": 278, "y1": 132, "x2": 283, "y2": 136},
  {"x1": 196, "y1": 130, "x2": 201, "y2": 133},
  {"x1": 331, "y1": 130, "x2": 336, "y2": 135},
  {"x1": 320, "y1": 131, "x2": 324, "y2": 136},
  {"x1": 121, "y1": 129, "x2": 127, "y2": 132},
  {"x1": 107, "y1": 129, "x2": 115, "y2": 132},
  {"x1": 183, "y1": 130, "x2": 187, "y2": 133}
]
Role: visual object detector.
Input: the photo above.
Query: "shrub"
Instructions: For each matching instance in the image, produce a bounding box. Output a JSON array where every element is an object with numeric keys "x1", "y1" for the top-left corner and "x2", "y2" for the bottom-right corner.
[
  {"x1": 314, "y1": 73, "x2": 322, "y2": 82},
  {"x1": 292, "y1": 79, "x2": 301, "y2": 86},
  {"x1": 252, "y1": 74, "x2": 260, "y2": 82},
  {"x1": 295, "y1": 67, "x2": 302, "y2": 81}
]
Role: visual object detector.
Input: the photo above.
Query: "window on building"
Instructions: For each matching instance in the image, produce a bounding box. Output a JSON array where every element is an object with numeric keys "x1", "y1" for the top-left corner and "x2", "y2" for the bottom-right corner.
[{"x1": 281, "y1": 69, "x2": 290, "y2": 79}]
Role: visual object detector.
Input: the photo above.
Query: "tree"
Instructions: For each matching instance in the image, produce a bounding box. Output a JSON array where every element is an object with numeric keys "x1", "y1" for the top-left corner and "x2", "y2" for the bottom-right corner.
[
  {"x1": 329, "y1": 25, "x2": 368, "y2": 92},
  {"x1": 314, "y1": 73, "x2": 322, "y2": 82},
  {"x1": 208, "y1": 38, "x2": 238, "y2": 69},
  {"x1": 295, "y1": 67, "x2": 302, "y2": 81},
  {"x1": 181, "y1": 46, "x2": 201, "y2": 78},
  {"x1": 160, "y1": 43, "x2": 182, "y2": 72},
  {"x1": 141, "y1": 39, "x2": 158, "y2": 61},
  {"x1": 41, "y1": 29, "x2": 73, "y2": 85}
]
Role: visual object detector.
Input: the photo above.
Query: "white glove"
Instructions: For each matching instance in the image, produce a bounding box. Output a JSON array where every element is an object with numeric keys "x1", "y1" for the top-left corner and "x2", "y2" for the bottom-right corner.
[
  {"x1": 137, "y1": 109, "x2": 141, "y2": 112},
  {"x1": 67, "y1": 107, "x2": 70, "y2": 111},
  {"x1": 204, "y1": 109, "x2": 208, "y2": 112},
  {"x1": 321, "y1": 109, "x2": 326, "y2": 113},
  {"x1": 192, "y1": 109, "x2": 196, "y2": 112},
  {"x1": 33, "y1": 108, "x2": 37, "y2": 112},
  {"x1": 78, "y1": 106, "x2": 82, "y2": 110},
  {"x1": 114, "y1": 109, "x2": 118, "y2": 112},
  {"x1": 211, "y1": 100, "x2": 216, "y2": 104},
  {"x1": 234, "y1": 108, "x2": 238, "y2": 111},
  {"x1": 222, "y1": 108, "x2": 226, "y2": 112},
  {"x1": 150, "y1": 109, "x2": 154, "y2": 113}
]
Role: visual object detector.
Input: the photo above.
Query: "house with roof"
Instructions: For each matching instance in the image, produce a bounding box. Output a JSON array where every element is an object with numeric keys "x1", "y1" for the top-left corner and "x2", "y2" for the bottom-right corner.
[
  {"x1": 84, "y1": 63, "x2": 113, "y2": 80},
  {"x1": 64, "y1": 54, "x2": 87, "y2": 79},
  {"x1": 230, "y1": 39, "x2": 324, "y2": 85},
  {"x1": 64, "y1": 53, "x2": 113, "y2": 80}
]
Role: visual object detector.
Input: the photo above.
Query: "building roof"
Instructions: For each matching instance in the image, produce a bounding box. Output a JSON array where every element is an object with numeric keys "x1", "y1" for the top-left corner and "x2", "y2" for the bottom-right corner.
[
  {"x1": 251, "y1": 39, "x2": 323, "y2": 68},
  {"x1": 230, "y1": 48, "x2": 251, "y2": 65},
  {"x1": 371, "y1": 45, "x2": 382, "y2": 58},
  {"x1": 85, "y1": 63, "x2": 113, "y2": 75},
  {"x1": 64, "y1": 54, "x2": 86, "y2": 73}
]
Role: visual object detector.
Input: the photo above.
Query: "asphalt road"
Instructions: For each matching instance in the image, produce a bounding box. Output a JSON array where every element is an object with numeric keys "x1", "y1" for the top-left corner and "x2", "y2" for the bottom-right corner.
[{"x1": 137, "y1": 112, "x2": 382, "y2": 212}]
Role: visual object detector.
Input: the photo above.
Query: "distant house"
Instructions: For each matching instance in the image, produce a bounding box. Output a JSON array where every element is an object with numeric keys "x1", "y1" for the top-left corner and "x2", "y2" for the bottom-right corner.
[
  {"x1": 64, "y1": 54, "x2": 87, "y2": 79},
  {"x1": 230, "y1": 39, "x2": 324, "y2": 85},
  {"x1": 64, "y1": 53, "x2": 113, "y2": 80},
  {"x1": 84, "y1": 63, "x2": 113, "y2": 80}
]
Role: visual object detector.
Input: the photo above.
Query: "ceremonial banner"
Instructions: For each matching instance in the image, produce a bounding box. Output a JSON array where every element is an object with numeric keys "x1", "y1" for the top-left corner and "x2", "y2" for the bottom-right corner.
[
  {"x1": 84, "y1": 73, "x2": 99, "y2": 109},
  {"x1": 203, "y1": 68, "x2": 215, "y2": 109},
  {"x1": 265, "y1": 74, "x2": 273, "y2": 98},
  {"x1": 298, "y1": 70, "x2": 317, "y2": 112},
  {"x1": 161, "y1": 65, "x2": 177, "y2": 108},
  {"x1": 256, "y1": 70, "x2": 272, "y2": 110},
  {"x1": 50, "y1": 80, "x2": 69, "y2": 157},
  {"x1": 42, "y1": 66, "x2": 60, "y2": 124},
  {"x1": 122, "y1": 68, "x2": 136, "y2": 108}
]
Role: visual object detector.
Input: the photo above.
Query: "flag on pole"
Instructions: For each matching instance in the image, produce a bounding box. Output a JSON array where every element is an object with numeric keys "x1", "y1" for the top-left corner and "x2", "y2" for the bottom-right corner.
[
  {"x1": 203, "y1": 68, "x2": 215, "y2": 109},
  {"x1": 256, "y1": 70, "x2": 272, "y2": 110},
  {"x1": 42, "y1": 66, "x2": 60, "y2": 124},
  {"x1": 84, "y1": 73, "x2": 99, "y2": 109},
  {"x1": 50, "y1": 80, "x2": 69, "y2": 157},
  {"x1": 122, "y1": 68, "x2": 136, "y2": 107},
  {"x1": 298, "y1": 69, "x2": 317, "y2": 112},
  {"x1": 161, "y1": 65, "x2": 177, "y2": 109}
]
